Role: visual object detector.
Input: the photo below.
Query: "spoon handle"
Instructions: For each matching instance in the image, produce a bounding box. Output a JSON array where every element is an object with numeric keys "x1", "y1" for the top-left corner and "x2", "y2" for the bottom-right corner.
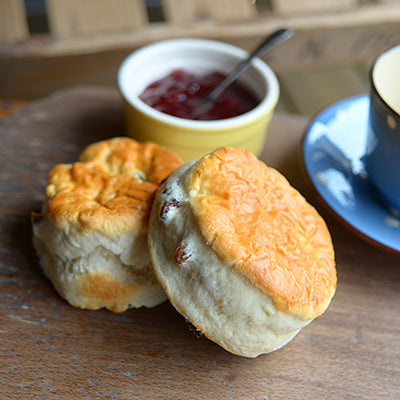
[{"x1": 206, "y1": 28, "x2": 294, "y2": 102}]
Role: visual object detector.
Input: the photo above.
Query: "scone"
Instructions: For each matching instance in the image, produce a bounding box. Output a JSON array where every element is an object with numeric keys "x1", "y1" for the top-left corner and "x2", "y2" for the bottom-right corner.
[
  {"x1": 32, "y1": 137, "x2": 182, "y2": 312},
  {"x1": 148, "y1": 146, "x2": 336, "y2": 357}
]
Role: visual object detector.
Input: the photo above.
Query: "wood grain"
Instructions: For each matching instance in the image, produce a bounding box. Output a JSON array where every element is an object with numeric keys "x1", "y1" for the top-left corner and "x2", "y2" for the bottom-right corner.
[
  {"x1": 0, "y1": 98, "x2": 28, "y2": 119},
  {"x1": 0, "y1": 0, "x2": 28, "y2": 40},
  {"x1": 46, "y1": 0, "x2": 148, "y2": 38},
  {"x1": 0, "y1": 86, "x2": 399, "y2": 399},
  {"x1": 277, "y1": 66, "x2": 368, "y2": 116},
  {"x1": 270, "y1": 0, "x2": 356, "y2": 13},
  {"x1": 163, "y1": 0, "x2": 256, "y2": 25}
]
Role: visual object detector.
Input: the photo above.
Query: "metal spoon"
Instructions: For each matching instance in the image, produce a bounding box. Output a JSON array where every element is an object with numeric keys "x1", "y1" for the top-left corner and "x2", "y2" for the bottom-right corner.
[{"x1": 205, "y1": 28, "x2": 294, "y2": 103}]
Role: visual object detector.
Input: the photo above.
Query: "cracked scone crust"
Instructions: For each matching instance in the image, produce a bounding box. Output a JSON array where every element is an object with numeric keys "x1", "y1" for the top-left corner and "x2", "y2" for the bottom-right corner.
[
  {"x1": 32, "y1": 137, "x2": 182, "y2": 311},
  {"x1": 148, "y1": 146, "x2": 336, "y2": 357}
]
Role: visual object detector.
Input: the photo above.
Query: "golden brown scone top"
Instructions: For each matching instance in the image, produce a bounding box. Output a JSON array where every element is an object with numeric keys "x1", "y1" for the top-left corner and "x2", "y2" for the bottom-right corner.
[
  {"x1": 46, "y1": 137, "x2": 182, "y2": 236},
  {"x1": 187, "y1": 147, "x2": 336, "y2": 320}
]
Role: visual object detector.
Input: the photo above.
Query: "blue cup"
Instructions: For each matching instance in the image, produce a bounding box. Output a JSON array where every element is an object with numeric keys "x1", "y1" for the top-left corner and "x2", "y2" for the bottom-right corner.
[{"x1": 364, "y1": 45, "x2": 400, "y2": 216}]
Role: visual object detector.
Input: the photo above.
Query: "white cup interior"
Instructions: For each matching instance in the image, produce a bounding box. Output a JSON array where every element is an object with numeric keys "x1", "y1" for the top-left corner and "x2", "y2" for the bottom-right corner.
[
  {"x1": 372, "y1": 45, "x2": 400, "y2": 115},
  {"x1": 118, "y1": 38, "x2": 279, "y2": 128}
]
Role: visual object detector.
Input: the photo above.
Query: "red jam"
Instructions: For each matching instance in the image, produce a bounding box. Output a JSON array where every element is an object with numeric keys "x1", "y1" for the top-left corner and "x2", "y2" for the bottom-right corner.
[{"x1": 139, "y1": 69, "x2": 259, "y2": 120}]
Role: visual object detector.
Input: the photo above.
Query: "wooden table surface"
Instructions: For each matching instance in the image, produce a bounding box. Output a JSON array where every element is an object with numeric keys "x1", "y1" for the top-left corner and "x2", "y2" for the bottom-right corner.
[{"x1": 0, "y1": 86, "x2": 399, "y2": 400}]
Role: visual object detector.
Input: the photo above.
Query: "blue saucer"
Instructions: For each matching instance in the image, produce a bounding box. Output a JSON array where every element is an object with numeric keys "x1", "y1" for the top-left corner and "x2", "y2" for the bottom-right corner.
[{"x1": 302, "y1": 94, "x2": 400, "y2": 256}]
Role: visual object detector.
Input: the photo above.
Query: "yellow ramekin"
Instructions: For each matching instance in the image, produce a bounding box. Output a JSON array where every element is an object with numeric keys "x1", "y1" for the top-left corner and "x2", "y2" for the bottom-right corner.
[{"x1": 118, "y1": 38, "x2": 279, "y2": 162}]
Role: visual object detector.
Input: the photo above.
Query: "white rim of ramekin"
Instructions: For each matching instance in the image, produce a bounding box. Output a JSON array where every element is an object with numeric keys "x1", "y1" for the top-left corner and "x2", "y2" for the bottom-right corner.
[{"x1": 118, "y1": 38, "x2": 280, "y2": 129}]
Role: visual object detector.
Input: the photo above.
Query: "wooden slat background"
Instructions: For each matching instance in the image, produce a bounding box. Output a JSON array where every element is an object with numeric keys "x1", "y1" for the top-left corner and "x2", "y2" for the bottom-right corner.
[
  {"x1": 0, "y1": 0, "x2": 29, "y2": 40},
  {"x1": 46, "y1": 0, "x2": 148, "y2": 38},
  {"x1": 0, "y1": 0, "x2": 400, "y2": 117},
  {"x1": 163, "y1": 0, "x2": 257, "y2": 25},
  {"x1": 271, "y1": 0, "x2": 357, "y2": 13}
]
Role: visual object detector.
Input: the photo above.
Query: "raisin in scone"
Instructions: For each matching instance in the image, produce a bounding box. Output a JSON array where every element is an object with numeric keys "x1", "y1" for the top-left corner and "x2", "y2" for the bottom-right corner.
[
  {"x1": 32, "y1": 137, "x2": 182, "y2": 312},
  {"x1": 148, "y1": 146, "x2": 336, "y2": 357}
]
